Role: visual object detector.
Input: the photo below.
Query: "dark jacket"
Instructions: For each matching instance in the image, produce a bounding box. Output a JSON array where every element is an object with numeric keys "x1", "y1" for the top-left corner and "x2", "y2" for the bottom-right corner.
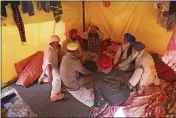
[
  {"x1": 22, "y1": 1, "x2": 34, "y2": 16},
  {"x1": 92, "y1": 68, "x2": 132, "y2": 108}
]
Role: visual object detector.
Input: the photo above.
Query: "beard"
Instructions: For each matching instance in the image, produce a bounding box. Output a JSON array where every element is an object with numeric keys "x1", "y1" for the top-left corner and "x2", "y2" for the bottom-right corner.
[
  {"x1": 88, "y1": 32, "x2": 99, "y2": 39},
  {"x1": 70, "y1": 37, "x2": 77, "y2": 41}
]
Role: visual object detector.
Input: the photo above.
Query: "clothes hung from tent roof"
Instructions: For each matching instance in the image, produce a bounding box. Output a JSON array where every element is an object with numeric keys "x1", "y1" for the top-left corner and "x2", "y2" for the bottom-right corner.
[
  {"x1": 37, "y1": 1, "x2": 50, "y2": 13},
  {"x1": 154, "y1": 1, "x2": 170, "y2": 30},
  {"x1": 11, "y1": 1, "x2": 26, "y2": 43},
  {"x1": 154, "y1": 1, "x2": 176, "y2": 32},
  {"x1": 169, "y1": 1, "x2": 176, "y2": 15},
  {"x1": 50, "y1": 1, "x2": 63, "y2": 23},
  {"x1": 1, "y1": 1, "x2": 9, "y2": 18},
  {"x1": 167, "y1": 1, "x2": 176, "y2": 32},
  {"x1": 21, "y1": 1, "x2": 34, "y2": 16}
]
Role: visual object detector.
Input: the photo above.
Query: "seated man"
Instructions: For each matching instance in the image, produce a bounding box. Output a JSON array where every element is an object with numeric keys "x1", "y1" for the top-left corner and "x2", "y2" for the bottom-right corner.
[
  {"x1": 114, "y1": 33, "x2": 136, "y2": 71},
  {"x1": 127, "y1": 42, "x2": 161, "y2": 93},
  {"x1": 90, "y1": 54, "x2": 132, "y2": 117},
  {"x1": 38, "y1": 35, "x2": 64, "y2": 102},
  {"x1": 60, "y1": 42, "x2": 94, "y2": 107},
  {"x1": 81, "y1": 26, "x2": 104, "y2": 62},
  {"x1": 62, "y1": 29, "x2": 82, "y2": 58}
]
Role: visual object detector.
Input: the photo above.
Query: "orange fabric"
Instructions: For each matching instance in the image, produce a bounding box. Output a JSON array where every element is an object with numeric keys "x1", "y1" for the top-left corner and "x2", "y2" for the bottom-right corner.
[
  {"x1": 16, "y1": 51, "x2": 44, "y2": 87},
  {"x1": 14, "y1": 52, "x2": 38, "y2": 77}
]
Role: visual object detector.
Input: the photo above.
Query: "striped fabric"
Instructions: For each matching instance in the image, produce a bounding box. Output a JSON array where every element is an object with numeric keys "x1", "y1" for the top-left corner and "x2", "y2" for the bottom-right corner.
[{"x1": 14, "y1": 83, "x2": 91, "y2": 117}]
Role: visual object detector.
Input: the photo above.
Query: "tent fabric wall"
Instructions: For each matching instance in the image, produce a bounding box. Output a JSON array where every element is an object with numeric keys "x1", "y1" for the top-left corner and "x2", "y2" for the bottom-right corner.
[
  {"x1": 85, "y1": 1, "x2": 172, "y2": 53},
  {"x1": 2, "y1": 1, "x2": 172, "y2": 84}
]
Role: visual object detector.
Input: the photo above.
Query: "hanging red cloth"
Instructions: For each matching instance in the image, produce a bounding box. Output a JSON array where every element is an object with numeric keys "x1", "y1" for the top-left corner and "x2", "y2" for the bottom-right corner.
[{"x1": 103, "y1": 1, "x2": 110, "y2": 7}]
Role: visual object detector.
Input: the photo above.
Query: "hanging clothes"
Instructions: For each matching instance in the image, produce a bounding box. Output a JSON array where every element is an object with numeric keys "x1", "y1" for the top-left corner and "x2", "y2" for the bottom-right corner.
[
  {"x1": 21, "y1": 1, "x2": 34, "y2": 16},
  {"x1": 37, "y1": 1, "x2": 50, "y2": 13},
  {"x1": 154, "y1": 1, "x2": 170, "y2": 30},
  {"x1": 166, "y1": 1, "x2": 176, "y2": 32},
  {"x1": 169, "y1": 1, "x2": 176, "y2": 15},
  {"x1": 154, "y1": 1, "x2": 176, "y2": 32},
  {"x1": 1, "y1": 1, "x2": 9, "y2": 18},
  {"x1": 50, "y1": 1, "x2": 63, "y2": 23},
  {"x1": 11, "y1": 1, "x2": 26, "y2": 43}
]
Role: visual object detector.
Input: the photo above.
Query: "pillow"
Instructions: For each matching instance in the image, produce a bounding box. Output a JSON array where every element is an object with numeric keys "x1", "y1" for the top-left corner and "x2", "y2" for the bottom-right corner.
[
  {"x1": 16, "y1": 51, "x2": 44, "y2": 87},
  {"x1": 155, "y1": 63, "x2": 176, "y2": 82},
  {"x1": 14, "y1": 52, "x2": 39, "y2": 77}
]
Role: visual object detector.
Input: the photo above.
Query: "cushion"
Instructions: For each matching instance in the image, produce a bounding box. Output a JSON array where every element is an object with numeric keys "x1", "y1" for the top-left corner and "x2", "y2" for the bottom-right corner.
[
  {"x1": 155, "y1": 63, "x2": 176, "y2": 82},
  {"x1": 16, "y1": 51, "x2": 44, "y2": 87},
  {"x1": 14, "y1": 52, "x2": 38, "y2": 77}
]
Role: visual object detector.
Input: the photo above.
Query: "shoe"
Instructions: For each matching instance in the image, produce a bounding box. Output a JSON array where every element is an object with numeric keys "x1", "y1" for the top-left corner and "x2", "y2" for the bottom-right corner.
[{"x1": 94, "y1": 103, "x2": 108, "y2": 117}]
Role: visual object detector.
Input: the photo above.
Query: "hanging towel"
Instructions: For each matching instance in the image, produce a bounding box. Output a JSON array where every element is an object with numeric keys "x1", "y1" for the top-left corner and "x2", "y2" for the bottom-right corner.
[
  {"x1": 50, "y1": 1, "x2": 63, "y2": 23},
  {"x1": 37, "y1": 1, "x2": 50, "y2": 13},
  {"x1": 22, "y1": 1, "x2": 34, "y2": 16},
  {"x1": 11, "y1": 1, "x2": 26, "y2": 43}
]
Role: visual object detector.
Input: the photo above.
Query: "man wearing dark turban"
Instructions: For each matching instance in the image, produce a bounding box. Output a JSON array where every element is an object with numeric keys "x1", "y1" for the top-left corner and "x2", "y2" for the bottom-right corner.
[
  {"x1": 127, "y1": 42, "x2": 160, "y2": 94},
  {"x1": 114, "y1": 33, "x2": 136, "y2": 72}
]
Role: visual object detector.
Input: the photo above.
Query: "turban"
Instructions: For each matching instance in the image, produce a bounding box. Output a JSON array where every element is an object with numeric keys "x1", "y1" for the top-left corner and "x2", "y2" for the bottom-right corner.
[
  {"x1": 132, "y1": 42, "x2": 145, "y2": 51},
  {"x1": 49, "y1": 35, "x2": 60, "y2": 44},
  {"x1": 67, "y1": 42, "x2": 78, "y2": 51},
  {"x1": 96, "y1": 54, "x2": 112, "y2": 72},
  {"x1": 69, "y1": 29, "x2": 77, "y2": 37},
  {"x1": 124, "y1": 33, "x2": 136, "y2": 43}
]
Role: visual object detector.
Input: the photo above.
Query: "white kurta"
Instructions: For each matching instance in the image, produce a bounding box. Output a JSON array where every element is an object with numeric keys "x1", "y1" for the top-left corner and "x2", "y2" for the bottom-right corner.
[
  {"x1": 129, "y1": 50, "x2": 160, "y2": 87},
  {"x1": 40, "y1": 45, "x2": 62, "y2": 98}
]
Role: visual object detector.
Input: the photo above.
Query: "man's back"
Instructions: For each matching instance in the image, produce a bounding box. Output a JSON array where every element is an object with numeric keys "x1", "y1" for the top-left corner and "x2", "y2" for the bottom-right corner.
[
  {"x1": 92, "y1": 68, "x2": 131, "y2": 106},
  {"x1": 60, "y1": 52, "x2": 90, "y2": 89}
]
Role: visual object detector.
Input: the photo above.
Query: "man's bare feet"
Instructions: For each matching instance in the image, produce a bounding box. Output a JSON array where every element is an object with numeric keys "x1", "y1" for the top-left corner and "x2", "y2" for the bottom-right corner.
[{"x1": 50, "y1": 94, "x2": 64, "y2": 102}]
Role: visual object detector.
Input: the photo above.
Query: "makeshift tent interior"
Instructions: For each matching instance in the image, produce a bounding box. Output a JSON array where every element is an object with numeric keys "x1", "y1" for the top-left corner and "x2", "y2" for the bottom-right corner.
[{"x1": 1, "y1": 1, "x2": 176, "y2": 117}]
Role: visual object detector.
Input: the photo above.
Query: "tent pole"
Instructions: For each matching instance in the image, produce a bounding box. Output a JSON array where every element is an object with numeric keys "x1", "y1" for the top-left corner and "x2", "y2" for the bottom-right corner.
[{"x1": 82, "y1": 1, "x2": 86, "y2": 32}]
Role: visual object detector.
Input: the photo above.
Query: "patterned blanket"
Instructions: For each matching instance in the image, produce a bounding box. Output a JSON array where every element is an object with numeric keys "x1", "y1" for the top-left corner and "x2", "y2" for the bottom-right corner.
[{"x1": 97, "y1": 81, "x2": 176, "y2": 117}]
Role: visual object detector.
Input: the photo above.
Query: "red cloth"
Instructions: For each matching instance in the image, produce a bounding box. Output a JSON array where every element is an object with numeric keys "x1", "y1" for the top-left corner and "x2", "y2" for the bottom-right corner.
[
  {"x1": 155, "y1": 63, "x2": 176, "y2": 82},
  {"x1": 16, "y1": 51, "x2": 44, "y2": 87},
  {"x1": 14, "y1": 52, "x2": 38, "y2": 77},
  {"x1": 103, "y1": 1, "x2": 110, "y2": 7}
]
